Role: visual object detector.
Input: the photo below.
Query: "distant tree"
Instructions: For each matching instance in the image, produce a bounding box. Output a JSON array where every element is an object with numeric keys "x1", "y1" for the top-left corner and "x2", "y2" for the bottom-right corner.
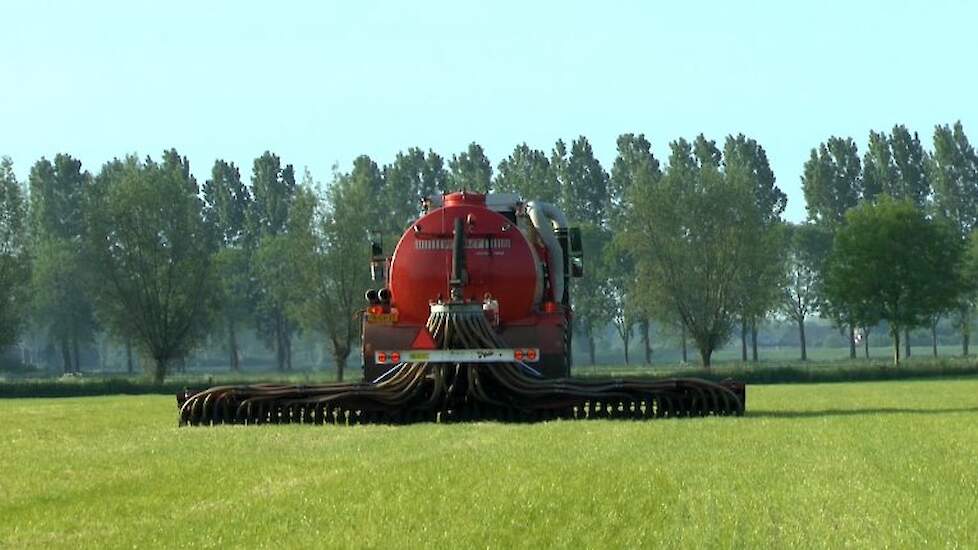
[
  {"x1": 289, "y1": 168, "x2": 373, "y2": 380},
  {"x1": 624, "y1": 138, "x2": 762, "y2": 367},
  {"x1": 861, "y1": 130, "x2": 894, "y2": 203},
  {"x1": 350, "y1": 155, "x2": 384, "y2": 204},
  {"x1": 959, "y1": 233, "x2": 978, "y2": 356},
  {"x1": 724, "y1": 134, "x2": 786, "y2": 224},
  {"x1": 825, "y1": 198, "x2": 964, "y2": 365},
  {"x1": 930, "y1": 121, "x2": 978, "y2": 355},
  {"x1": 248, "y1": 151, "x2": 297, "y2": 240},
  {"x1": 562, "y1": 136, "x2": 609, "y2": 223},
  {"x1": 381, "y1": 148, "x2": 429, "y2": 237},
  {"x1": 379, "y1": 148, "x2": 450, "y2": 260},
  {"x1": 560, "y1": 136, "x2": 611, "y2": 365},
  {"x1": 0, "y1": 158, "x2": 30, "y2": 350},
  {"x1": 422, "y1": 150, "x2": 450, "y2": 195},
  {"x1": 725, "y1": 134, "x2": 787, "y2": 361},
  {"x1": 692, "y1": 134, "x2": 722, "y2": 167},
  {"x1": 780, "y1": 223, "x2": 831, "y2": 360},
  {"x1": 248, "y1": 151, "x2": 298, "y2": 370},
  {"x1": 29, "y1": 154, "x2": 97, "y2": 373},
  {"x1": 802, "y1": 137, "x2": 863, "y2": 227},
  {"x1": 604, "y1": 241, "x2": 636, "y2": 363},
  {"x1": 801, "y1": 137, "x2": 864, "y2": 357},
  {"x1": 203, "y1": 159, "x2": 251, "y2": 371},
  {"x1": 888, "y1": 125, "x2": 931, "y2": 208},
  {"x1": 885, "y1": 125, "x2": 932, "y2": 358},
  {"x1": 494, "y1": 143, "x2": 558, "y2": 203},
  {"x1": 609, "y1": 133, "x2": 661, "y2": 363},
  {"x1": 85, "y1": 153, "x2": 217, "y2": 383},
  {"x1": 253, "y1": 232, "x2": 299, "y2": 371},
  {"x1": 609, "y1": 133, "x2": 661, "y2": 221},
  {"x1": 931, "y1": 122, "x2": 978, "y2": 235},
  {"x1": 448, "y1": 142, "x2": 492, "y2": 192},
  {"x1": 550, "y1": 139, "x2": 569, "y2": 195},
  {"x1": 204, "y1": 160, "x2": 250, "y2": 245}
]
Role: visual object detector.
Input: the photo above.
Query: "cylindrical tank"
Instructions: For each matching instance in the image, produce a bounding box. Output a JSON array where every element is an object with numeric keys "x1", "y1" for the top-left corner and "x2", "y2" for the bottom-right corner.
[{"x1": 388, "y1": 191, "x2": 542, "y2": 324}]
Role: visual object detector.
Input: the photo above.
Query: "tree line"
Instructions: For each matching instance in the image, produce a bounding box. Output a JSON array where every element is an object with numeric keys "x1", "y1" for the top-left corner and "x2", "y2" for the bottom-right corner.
[
  {"x1": 0, "y1": 121, "x2": 975, "y2": 380},
  {"x1": 619, "y1": 123, "x2": 977, "y2": 366}
]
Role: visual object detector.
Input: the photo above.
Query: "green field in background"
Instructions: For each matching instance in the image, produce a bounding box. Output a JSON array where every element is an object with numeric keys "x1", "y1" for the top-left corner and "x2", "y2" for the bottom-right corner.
[
  {"x1": 3, "y1": 379, "x2": 977, "y2": 548},
  {"x1": 5, "y1": 354, "x2": 978, "y2": 398}
]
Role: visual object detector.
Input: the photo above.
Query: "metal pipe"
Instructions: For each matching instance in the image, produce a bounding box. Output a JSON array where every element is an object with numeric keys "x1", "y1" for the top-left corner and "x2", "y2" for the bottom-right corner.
[
  {"x1": 525, "y1": 201, "x2": 568, "y2": 305},
  {"x1": 450, "y1": 217, "x2": 466, "y2": 301}
]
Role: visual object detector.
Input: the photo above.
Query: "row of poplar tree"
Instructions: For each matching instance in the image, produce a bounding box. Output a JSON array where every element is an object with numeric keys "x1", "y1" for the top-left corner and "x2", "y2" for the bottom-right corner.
[
  {"x1": 0, "y1": 151, "x2": 374, "y2": 382},
  {"x1": 617, "y1": 122, "x2": 978, "y2": 367},
  {"x1": 0, "y1": 121, "x2": 975, "y2": 380},
  {"x1": 0, "y1": 140, "x2": 613, "y2": 382}
]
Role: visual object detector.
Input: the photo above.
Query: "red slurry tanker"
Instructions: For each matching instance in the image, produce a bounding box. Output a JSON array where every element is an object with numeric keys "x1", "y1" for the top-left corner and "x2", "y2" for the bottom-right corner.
[
  {"x1": 178, "y1": 191, "x2": 744, "y2": 426},
  {"x1": 362, "y1": 191, "x2": 579, "y2": 382}
]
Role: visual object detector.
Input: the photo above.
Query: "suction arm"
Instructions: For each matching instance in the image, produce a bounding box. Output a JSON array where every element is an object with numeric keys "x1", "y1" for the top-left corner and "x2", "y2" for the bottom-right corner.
[
  {"x1": 526, "y1": 201, "x2": 568, "y2": 304},
  {"x1": 450, "y1": 217, "x2": 467, "y2": 301}
]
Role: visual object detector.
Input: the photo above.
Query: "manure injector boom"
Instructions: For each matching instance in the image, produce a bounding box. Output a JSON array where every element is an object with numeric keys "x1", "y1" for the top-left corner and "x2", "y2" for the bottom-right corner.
[{"x1": 178, "y1": 191, "x2": 744, "y2": 425}]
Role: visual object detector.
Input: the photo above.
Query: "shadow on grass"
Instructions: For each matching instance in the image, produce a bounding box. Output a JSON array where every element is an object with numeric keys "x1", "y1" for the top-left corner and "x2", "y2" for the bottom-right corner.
[{"x1": 749, "y1": 406, "x2": 978, "y2": 418}]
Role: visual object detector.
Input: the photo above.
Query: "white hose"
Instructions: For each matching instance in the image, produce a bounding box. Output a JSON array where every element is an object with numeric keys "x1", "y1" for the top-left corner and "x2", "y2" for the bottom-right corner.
[{"x1": 525, "y1": 201, "x2": 568, "y2": 304}]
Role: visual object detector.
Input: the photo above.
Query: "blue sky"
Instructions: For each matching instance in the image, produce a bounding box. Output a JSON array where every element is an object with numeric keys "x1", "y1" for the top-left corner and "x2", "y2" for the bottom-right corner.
[{"x1": 1, "y1": 0, "x2": 975, "y2": 221}]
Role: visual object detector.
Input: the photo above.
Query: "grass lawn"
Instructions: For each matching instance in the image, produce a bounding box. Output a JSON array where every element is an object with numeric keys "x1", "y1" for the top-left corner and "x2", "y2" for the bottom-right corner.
[
  {"x1": 3, "y1": 379, "x2": 977, "y2": 548},
  {"x1": 6, "y1": 355, "x2": 978, "y2": 398}
]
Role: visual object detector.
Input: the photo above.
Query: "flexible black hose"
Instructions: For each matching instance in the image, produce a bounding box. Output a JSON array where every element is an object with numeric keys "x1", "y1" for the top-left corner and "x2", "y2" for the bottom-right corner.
[{"x1": 178, "y1": 304, "x2": 743, "y2": 426}]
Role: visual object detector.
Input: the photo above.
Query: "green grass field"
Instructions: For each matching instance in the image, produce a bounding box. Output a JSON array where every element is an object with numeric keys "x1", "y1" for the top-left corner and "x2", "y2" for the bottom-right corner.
[
  {"x1": 6, "y1": 355, "x2": 978, "y2": 398},
  {"x1": 3, "y1": 379, "x2": 977, "y2": 548}
]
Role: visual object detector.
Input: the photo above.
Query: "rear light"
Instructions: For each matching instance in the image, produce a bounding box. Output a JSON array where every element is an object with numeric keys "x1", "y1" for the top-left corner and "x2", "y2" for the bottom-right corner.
[
  {"x1": 390, "y1": 352, "x2": 401, "y2": 363},
  {"x1": 368, "y1": 304, "x2": 384, "y2": 316},
  {"x1": 376, "y1": 352, "x2": 387, "y2": 364},
  {"x1": 513, "y1": 348, "x2": 539, "y2": 362}
]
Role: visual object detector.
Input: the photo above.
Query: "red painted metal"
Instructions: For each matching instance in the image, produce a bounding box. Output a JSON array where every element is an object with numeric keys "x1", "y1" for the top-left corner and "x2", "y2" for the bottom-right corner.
[
  {"x1": 388, "y1": 191, "x2": 542, "y2": 324},
  {"x1": 409, "y1": 327, "x2": 438, "y2": 350}
]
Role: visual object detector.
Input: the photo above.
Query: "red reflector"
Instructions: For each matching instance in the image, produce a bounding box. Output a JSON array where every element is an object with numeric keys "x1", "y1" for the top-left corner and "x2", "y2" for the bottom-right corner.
[
  {"x1": 390, "y1": 352, "x2": 401, "y2": 363},
  {"x1": 543, "y1": 301, "x2": 558, "y2": 313},
  {"x1": 527, "y1": 349, "x2": 538, "y2": 361},
  {"x1": 376, "y1": 352, "x2": 387, "y2": 364},
  {"x1": 410, "y1": 328, "x2": 438, "y2": 350},
  {"x1": 514, "y1": 349, "x2": 524, "y2": 361}
]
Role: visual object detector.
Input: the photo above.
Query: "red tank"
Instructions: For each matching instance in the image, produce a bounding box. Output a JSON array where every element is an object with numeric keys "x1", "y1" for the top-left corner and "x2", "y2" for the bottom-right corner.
[
  {"x1": 362, "y1": 191, "x2": 580, "y2": 381},
  {"x1": 388, "y1": 191, "x2": 542, "y2": 324}
]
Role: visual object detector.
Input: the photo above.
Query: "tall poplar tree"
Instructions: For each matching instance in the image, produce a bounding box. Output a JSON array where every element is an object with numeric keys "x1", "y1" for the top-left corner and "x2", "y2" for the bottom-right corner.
[
  {"x1": 725, "y1": 134, "x2": 787, "y2": 361},
  {"x1": 448, "y1": 142, "x2": 492, "y2": 192},
  {"x1": 608, "y1": 133, "x2": 661, "y2": 363},
  {"x1": 888, "y1": 125, "x2": 931, "y2": 208},
  {"x1": 494, "y1": 143, "x2": 558, "y2": 203},
  {"x1": 203, "y1": 159, "x2": 251, "y2": 371},
  {"x1": 780, "y1": 223, "x2": 831, "y2": 360},
  {"x1": 382, "y1": 148, "x2": 426, "y2": 236},
  {"x1": 861, "y1": 130, "x2": 893, "y2": 203},
  {"x1": 290, "y1": 167, "x2": 373, "y2": 380},
  {"x1": 887, "y1": 125, "x2": 933, "y2": 357},
  {"x1": 561, "y1": 136, "x2": 610, "y2": 365},
  {"x1": 0, "y1": 158, "x2": 30, "y2": 350},
  {"x1": 29, "y1": 154, "x2": 97, "y2": 373},
  {"x1": 248, "y1": 151, "x2": 298, "y2": 370},
  {"x1": 930, "y1": 121, "x2": 978, "y2": 355},
  {"x1": 801, "y1": 137, "x2": 863, "y2": 358}
]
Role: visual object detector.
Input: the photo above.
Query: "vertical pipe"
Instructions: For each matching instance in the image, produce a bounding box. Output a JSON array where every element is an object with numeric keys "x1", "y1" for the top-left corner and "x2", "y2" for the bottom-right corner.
[{"x1": 450, "y1": 217, "x2": 466, "y2": 301}]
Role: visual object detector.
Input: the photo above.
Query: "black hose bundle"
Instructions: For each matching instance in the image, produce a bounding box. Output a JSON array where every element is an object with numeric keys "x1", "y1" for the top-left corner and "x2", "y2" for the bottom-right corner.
[{"x1": 178, "y1": 303, "x2": 744, "y2": 426}]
